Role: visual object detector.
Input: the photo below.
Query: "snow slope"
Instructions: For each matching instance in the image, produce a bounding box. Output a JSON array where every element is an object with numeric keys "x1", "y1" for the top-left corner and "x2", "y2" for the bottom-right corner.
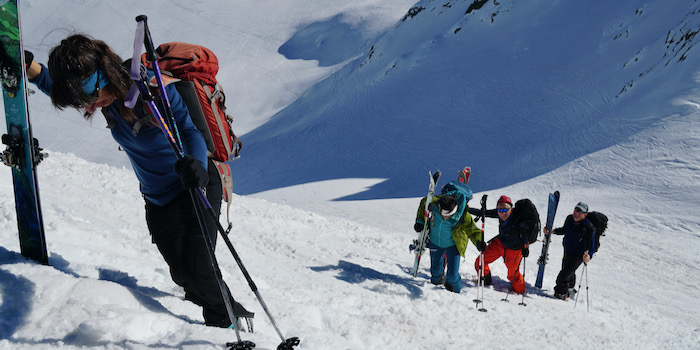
[
  {"x1": 1, "y1": 0, "x2": 699, "y2": 349},
  {"x1": 18, "y1": 0, "x2": 416, "y2": 168},
  {"x1": 234, "y1": 0, "x2": 700, "y2": 201}
]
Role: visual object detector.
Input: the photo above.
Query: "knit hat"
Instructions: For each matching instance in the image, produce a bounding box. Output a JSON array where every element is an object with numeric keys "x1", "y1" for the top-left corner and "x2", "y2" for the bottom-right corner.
[
  {"x1": 497, "y1": 195, "x2": 512, "y2": 207},
  {"x1": 575, "y1": 202, "x2": 589, "y2": 213}
]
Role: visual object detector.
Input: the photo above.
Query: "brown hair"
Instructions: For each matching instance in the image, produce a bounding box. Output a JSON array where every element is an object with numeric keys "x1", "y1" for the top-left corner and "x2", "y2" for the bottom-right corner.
[{"x1": 47, "y1": 34, "x2": 135, "y2": 121}]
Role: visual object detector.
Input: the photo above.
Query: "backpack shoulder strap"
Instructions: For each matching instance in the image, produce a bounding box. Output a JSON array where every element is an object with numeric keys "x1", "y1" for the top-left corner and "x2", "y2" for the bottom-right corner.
[
  {"x1": 199, "y1": 80, "x2": 242, "y2": 159},
  {"x1": 211, "y1": 159, "x2": 234, "y2": 232}
]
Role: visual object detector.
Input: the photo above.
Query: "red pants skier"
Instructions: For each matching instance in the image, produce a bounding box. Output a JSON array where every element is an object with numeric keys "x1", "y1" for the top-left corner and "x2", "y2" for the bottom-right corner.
[{"x1": 474, "y1": 237, "x2": 525, "y2": 294}]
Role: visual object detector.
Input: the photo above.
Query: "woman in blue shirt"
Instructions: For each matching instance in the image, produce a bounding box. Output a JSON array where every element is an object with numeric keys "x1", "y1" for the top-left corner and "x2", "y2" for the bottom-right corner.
[{"x1": 26, "y1": 34, "x2": 251, "y2": 327}]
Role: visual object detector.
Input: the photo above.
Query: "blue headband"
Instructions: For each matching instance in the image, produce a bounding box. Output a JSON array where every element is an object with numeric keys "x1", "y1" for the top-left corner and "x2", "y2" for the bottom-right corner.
[{"x1": 81, "y1": 68, "x2": 110, "y2": 95}]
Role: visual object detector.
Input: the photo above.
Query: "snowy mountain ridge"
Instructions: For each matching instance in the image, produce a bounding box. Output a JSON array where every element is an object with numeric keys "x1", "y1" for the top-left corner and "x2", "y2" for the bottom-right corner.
[{"x1": 234, "y1": 0, "x2": 700, "y2": 201}]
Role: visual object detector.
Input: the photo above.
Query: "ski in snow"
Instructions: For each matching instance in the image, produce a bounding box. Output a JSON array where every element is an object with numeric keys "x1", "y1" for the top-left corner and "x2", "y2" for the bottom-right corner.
[
  {"x1": 535, "y1": 191, "x2": 560, "y2": 289},
  {"x1": 0, "y1": 0, "x2": 49, "y2": 265}
]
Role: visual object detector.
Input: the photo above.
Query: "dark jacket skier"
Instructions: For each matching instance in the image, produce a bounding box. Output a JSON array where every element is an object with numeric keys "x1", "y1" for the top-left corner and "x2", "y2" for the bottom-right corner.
[{"x1": 546, "y1": 201, "x2": 596, "y2": 300}]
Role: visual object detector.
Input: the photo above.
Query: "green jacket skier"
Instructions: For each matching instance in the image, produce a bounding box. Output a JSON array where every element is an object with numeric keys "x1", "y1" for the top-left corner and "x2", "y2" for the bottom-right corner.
[{"x1": 414, "y1": 180, "x2": 481, "y2": 292}]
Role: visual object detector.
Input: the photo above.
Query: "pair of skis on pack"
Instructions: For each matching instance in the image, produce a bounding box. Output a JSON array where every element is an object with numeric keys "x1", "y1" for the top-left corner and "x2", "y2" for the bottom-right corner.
[{"x1": 409, "y1": 167, "x2": 560, "y2": 291}]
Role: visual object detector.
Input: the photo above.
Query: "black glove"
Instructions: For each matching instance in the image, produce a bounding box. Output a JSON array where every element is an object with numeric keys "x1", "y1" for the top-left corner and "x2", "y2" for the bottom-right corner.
[
  {"x1": 24, "y1": 50, "x2": 34, "y2": 71},
  {"x1": 522, "y1": 246, "x2": 530, "y2": 257},
  {"x1": 414, "y1": 222, "x2": 424, "y2": 232},
  {"x1": 174, "y1": 154, "x2": 208, "y2": 189},
  {"x1": 476, "y1": 240, "x2": 487, "y2": 252}
]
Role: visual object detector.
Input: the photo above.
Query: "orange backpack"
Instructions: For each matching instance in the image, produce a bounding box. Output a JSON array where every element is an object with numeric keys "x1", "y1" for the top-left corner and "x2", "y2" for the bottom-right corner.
[{"x1": 141, "y1": 42, "x2": 242, "y2": 229}]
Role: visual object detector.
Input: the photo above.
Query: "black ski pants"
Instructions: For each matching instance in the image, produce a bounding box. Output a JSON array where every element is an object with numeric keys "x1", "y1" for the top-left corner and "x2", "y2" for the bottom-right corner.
[
  {"x1": 554, "y1": 250, "x2": 584, "y2": 295},
  {"x1": 145, "y1": 159, "x2": 246, "y2": 327}
]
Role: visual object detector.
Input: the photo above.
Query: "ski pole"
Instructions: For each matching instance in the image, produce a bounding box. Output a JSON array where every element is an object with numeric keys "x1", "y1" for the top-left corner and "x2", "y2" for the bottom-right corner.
[
  {"x1": 134, "y1": 15, "x2": 183, "y2": 147},
  {"x1": 473, "y1": 194, "x2": 487, "y2": 312},
  {"x1": 132, "y1": 65, "x2": 250, "y2": 345},
  {"x1": 519, "y1": 249, "x2": 527, "y2": 306},
  {"x1": 585, "y1": 262, "x2": 590, "y2": 312},
  {"x1": 475, "y1": 252, "x2": 486, "y2": 312},
  {"x1": 574, "y1": 262, "x2": 589, "y2": 312},
  {"x1": 501, "y1": 288, "x2": 511, "y2": 302},
  {"x1": 135, "y1": 78, "x2": 248, "y2": 345}
]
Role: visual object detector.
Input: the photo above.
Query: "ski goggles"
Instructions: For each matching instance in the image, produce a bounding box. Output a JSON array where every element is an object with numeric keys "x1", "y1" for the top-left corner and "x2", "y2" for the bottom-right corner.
[
  {"x1": 497, "y1": 208, "x2": 511, "y2": 213},
  {"x1": 81, "y1": 68, "x2": 109, "y2": 96}
]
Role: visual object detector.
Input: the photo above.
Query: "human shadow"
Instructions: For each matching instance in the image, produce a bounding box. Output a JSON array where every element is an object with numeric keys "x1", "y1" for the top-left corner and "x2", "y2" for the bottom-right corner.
[
  {"x1": 0, "y1": 244, "x2": 201, "y2": 344},
  {"x1": 51, "y1": 253, "x2": 194, "y2": 321},
  {"x1": 309, "y1": 260, "x2": 424, "y2": 299},
  {"x1": 96, "y1": 268, "x2": 190, "y2": 316},
  {"x1": 0, "y1": 246, "x2": 35, "y2": 340}
]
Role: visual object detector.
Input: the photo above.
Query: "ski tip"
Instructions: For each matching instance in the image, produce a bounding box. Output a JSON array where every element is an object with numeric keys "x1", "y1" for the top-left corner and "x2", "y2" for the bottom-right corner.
[{"x1": 458, "y1": 166, "x2": 471, "y2": 184}]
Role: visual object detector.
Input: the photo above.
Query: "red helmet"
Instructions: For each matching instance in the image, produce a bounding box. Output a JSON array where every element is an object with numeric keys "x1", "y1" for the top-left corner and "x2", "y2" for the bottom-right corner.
[{"x1": 497, "y1": 195, "x2": 512, "y2": 206}]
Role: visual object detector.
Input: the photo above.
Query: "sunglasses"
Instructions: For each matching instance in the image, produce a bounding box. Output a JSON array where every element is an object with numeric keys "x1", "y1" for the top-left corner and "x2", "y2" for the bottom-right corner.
[
  {"x1": 81, "y1": 68, "x2": 107, "y2": 97},
  {"x1": 574, "y1": 208, "x2": 586, "y2": 213},
  {"x1": 89, "y1": 69, "x2": 101, "y2": 97},
  {"x1": 497, "y1": 208, "x2": 510, "y2": 213}
]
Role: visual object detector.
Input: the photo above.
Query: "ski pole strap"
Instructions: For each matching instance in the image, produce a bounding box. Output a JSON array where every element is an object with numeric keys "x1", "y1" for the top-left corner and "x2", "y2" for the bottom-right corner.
[{"x1": 125, "y1": 20, "x2": 144, "y2": 108}]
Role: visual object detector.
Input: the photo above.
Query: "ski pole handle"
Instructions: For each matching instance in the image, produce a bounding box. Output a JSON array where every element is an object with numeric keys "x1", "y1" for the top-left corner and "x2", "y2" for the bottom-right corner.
[
  {"x1": 135, "y1": 15, "x2": 158, "y2": 62},
  {"x1": 133, "y1": 14, "x2": 182, "y2": 148}
]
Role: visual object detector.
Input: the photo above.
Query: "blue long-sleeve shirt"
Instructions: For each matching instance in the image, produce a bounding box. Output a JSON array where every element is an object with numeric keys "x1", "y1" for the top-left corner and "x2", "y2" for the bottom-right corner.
[{"x1": 32, "y1": 64, "x2": 207, "y2": 205}]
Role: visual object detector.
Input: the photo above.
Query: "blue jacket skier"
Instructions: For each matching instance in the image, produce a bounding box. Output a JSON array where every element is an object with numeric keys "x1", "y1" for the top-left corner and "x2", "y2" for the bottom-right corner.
[{"x1": 25, "y1": 34, "x2": 252, "y2": 327}]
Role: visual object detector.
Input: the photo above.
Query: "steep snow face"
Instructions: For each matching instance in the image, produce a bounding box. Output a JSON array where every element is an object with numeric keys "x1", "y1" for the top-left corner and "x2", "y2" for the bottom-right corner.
[
  {"x1": 234, "y1": 0, "x2": 700, "y2": 199},
  {"x1": 15, "y1": 0, "x2": 416, "y2": 168}
]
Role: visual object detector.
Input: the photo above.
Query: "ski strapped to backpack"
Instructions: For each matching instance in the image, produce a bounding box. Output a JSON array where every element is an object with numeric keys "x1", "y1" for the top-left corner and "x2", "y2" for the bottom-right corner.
[
  {"x1": 140, "y1": 42, "x2": 242, "y2": 231},
  {"x1": 411, "y1": 170, "x2": 441, "y2": 277},
  {"x1": 457, "y1": 166, "x2": 470, "y2": 184}
]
